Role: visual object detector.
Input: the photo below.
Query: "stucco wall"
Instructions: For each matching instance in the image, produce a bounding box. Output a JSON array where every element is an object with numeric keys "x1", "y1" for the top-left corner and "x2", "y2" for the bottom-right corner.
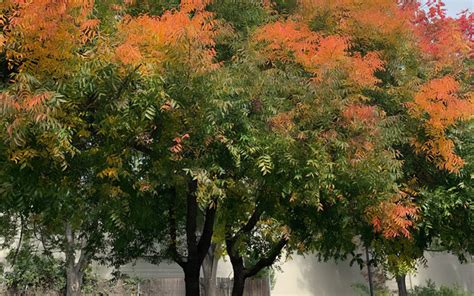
[
  {"x1": 408, "y1": 252, "x2": 474, "y2": 291},
  {"x1": 271, "y1": 252, "x2": 473, "y2": 295},
  {"x1": 2, "y1": 247, "x2": 472, "y2": 295},
  {"x1": 271, "y1": 254, "x2": 366, "y2": 296},
  {"x1": 114, "y1": 252, "x2": 472, "y2": 295}
]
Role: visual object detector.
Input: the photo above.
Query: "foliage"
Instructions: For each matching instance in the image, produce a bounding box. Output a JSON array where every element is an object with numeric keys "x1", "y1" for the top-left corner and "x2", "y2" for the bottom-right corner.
[
  {"x1": 0, "y1": 0, "x2": 472, "y2": 295},
  {"x1": 0, "y1": 240, "x2": 104, "y2": 294},
  {"x1": 1, "y1": 242, "x2": 65, "y2": 293},
  {"x1": 407, "y1": 77, "x2": 473, "y2": 173},
  {"x1": 418, "y1": 121, "x2": 474, "y2": 260},
  {"x1": 410, "y1": 280, "x2": 472, "y2": 296},
  {"x1": 351, "y1": 282, "x2": 390, "y2": 296}
]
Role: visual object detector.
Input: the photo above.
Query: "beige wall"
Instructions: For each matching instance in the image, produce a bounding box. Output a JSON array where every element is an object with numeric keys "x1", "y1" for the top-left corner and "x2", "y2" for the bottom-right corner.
[
  {"x1": 271, "y1": 254, "x2": 366, "y2": 296},
  {"x1": 114, "y1": 252, "x2": 472, "y2": 295},
  {"x1": 2, "y1": 246, "x2": 472, "y2": 295},
  {"x1": 271, "y1": 252, "x2": 473, "y2": 296},
  {"x1": 408, "y1": 252, "x2": 474, "y2": 291}
]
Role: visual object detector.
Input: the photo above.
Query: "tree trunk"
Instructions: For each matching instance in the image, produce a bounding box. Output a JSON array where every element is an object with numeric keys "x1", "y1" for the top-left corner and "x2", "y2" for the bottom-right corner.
[
  {"x1": 66, "y1": 266, "x2": 83, "y2": 296},
  {"x1": 64, "y1": 222, "x2": 89, "y2": 296},
  {"x1": 231, "y1": 272, "x2": 246, "y2": 296},
  {"x1": 202, "y1": 243, "x2": 218, "y2": 296},
  {"x1": 365, "y1": 246, "x2": 374, "y2": 296},
  {"x1": 184, "y1": 264, "x2": 201, "y2": 296},
  {"x1": 169, "y1": 181, "x2": 217, "y2": 296},
  {"x1": 225, "y1": 205, "x2": 288, "y2": 296},
  {"x1": 396, "y1": 274, "x2": 408, "y2": 296},
  {"x1": 230, "y1": 256, "x2": 246, "y2": 296},
  {"x1": 65, "y1": 222, "x2": 82, "y2": 296}
]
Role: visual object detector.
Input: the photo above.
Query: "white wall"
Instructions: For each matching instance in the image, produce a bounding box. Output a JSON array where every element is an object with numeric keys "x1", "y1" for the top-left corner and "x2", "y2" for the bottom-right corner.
[
  {"x1": 270, "y1": 252, "x2": 473, "y2": 296},
  {"x1": 408, "y1": 252, "x2": 474, "y2": 291},
  {"x1": 2, "y1": 247, "x2": 472, "y2": 295},
  {"x1": 113, "y1": 252, "x2": 472, "y2": 295},
  {"x1": 271, "y1": 254, "x2": 366, "y2": 296}
]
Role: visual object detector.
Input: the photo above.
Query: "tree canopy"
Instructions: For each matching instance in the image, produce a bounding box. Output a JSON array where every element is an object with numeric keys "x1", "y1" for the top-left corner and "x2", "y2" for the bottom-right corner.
[{"x1": 0, "y1": 1, "x2": 472, "y2": 296}]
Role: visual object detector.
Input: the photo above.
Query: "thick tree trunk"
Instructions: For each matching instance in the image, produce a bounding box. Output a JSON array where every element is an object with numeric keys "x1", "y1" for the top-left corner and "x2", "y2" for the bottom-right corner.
[
  {"x1": 226, "y1": 205, "x2": 288, "y2": 296},
  {"x1": 66, "y1": 266, "x2": 83, "y2": 296},
  {"x1": 64, "y1": 222, "x2": 90, "y2": 296},
  {"x1": 232, "y1": 269, "x2": 246, "y2": 296},
  {"x1": 184, "y1": 264, "x2": 201, "y2": 296},
  {"x1": 227, "y1": 249, "x2": 247, "y2": 296},
  {"x1": 202, "y1": 243, "x2": 218, "y2": 296},
  {"x1": 169, "y1": 181, "x2": 217, "y2": 296},
  {"x1": 227, "y1": 236, "x2": 287, "y2": 296},
  {"x1": 396, "y1": 274, "x2": 408, "y2": 296}
]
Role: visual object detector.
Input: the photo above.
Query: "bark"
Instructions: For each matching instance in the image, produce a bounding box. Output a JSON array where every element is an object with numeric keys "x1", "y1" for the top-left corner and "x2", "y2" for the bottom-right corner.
[
  {"x1": 231, "y1": 259, "x2": 246, "y2": 296},
  {"x1": 64, "y1": 223, "x2": 91, "y2": 296},
  {"x1": 226, "y1": 206, "x2": 288, "y2": 296},
  {"x1": 66, "y1": 266, "x2": 83, "y2": 296},
  {"x1": 184, "y1": 264, "x2": 201, "y2": 296},
  {"x1": 65, "y1": 223, "x2": 82, "y2": 296},
  {"x1": 202, "y1": 243, "x2": 218, "y2": 296},
  {"x1": 396, "y1": 274, "x2": 408, "y2": 296},
  {"x1": 227, "y1": 236, "x2": 288, "y2": 296},
  {"x1": 245, "y1": 237, "x2": 288, "y2": 278},
  {"x1": 169, "y1": 181, "x2": 217, "y2": 296},
  {"x1": 365, "y1": 246, "x2": 374, "y2": 296}
]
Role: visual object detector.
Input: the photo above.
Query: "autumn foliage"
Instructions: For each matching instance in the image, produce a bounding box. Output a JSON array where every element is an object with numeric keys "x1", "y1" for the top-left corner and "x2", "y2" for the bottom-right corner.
[
  {"x1": 369, "y1": 192, "x2": 418, "y2": 239},
  {"x1": 254, "y1": 20, "x2": 384, "y2": 87},
  {"x1": 116, "y1": 0, "x2": 220, "y2": 73},
  {"x1": 0, "y1": 1, "x2": 472, "y2": 293},
  {"x1": 0, "y1": 0, "x2": 98, "y2": 77},
  {"x1": 253, "y1": 0, "x2": 472, "y2": 238},
  {"x1": 408, "y1": 76, "x2": 473, "y2": 172},
  {"x1": 412, "y1": 1, "x2": 472, "y2": 70}
]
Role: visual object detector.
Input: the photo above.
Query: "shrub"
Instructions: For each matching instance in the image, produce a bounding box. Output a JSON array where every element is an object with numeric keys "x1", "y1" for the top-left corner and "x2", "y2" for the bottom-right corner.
[
  {"x1": 0, "y1": 244, "x2": 65, "y2": 293},
  {"x1": 411, "y1": 280, "x2": 472, "y2": 296}
]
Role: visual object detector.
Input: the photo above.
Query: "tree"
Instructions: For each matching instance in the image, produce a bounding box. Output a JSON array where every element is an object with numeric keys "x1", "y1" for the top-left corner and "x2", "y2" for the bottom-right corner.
[
  {"x1": 103, "y1": 2, "x2": 239, "y2": 295},
  {"x1": 1, "y1": 1, "x2": 471, "y2": 296},
  {"x1": 307, "y1": 1, "x2": 474, "y2": 295},
  {"x1": 247, "y1": 1, "x2": 472, "y2": 296},
  {"x1": 215, "y1": 1, "x2": 418, "y2": 294},
  {"x1": 0, "y1": 1, "x2": 143, "y2": 295}
]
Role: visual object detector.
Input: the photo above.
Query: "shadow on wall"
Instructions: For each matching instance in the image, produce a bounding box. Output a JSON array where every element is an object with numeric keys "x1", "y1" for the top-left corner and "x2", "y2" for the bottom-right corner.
[
  {"x1": 90, "y1": 252, "x2": 473, "y2": 295},
  {"x1": 409, "y1": 252, "x2": 474, "y2": 292},
  {"x1": 272, "y1": 253, "x2": 366, "y2": 296},
  {"x1": 271, "y1": 252, "x2": 473, "y2": 296}
]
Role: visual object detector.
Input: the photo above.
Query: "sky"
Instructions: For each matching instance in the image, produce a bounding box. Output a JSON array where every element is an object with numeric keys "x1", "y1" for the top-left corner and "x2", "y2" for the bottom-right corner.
[{"x1": 443, "y1": 0, "x2": 473, "y2": 16}]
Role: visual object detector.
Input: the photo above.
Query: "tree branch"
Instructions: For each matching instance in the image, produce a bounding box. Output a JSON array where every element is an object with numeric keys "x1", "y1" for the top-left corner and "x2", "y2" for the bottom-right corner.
[
  {"x1": 239, "y1": 206, "x2": 263, "y2": 236},
  {"x1": 185, "y1": 180, "x2": 198, "y2": 259},
  {"x1": 244, "y1": 236, "x2": 288, "y2": 278},
  {"x1": 131, "y1": 141, "x2": 153, "y2": 155},
  {"x1": 168, "y1": 189, "x2": 185, "y2": 267},
  {"x1": 226, "y1": 204, "x2": 263, "y2": 249},
  {"x1": 77, "y1": 246, "x2": 92, "y2": 272},
  {"x1": 11, "y1": 215, "x2": 25, "y2": 267},
  {"x1": 197, "y1": 200, "x2": 217, "y2": 263}
]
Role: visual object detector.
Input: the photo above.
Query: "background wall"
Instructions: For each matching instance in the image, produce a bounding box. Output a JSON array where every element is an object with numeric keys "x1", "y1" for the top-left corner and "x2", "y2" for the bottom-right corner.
[
  {"x1": 271, "y1": 252, "x2": 473, "y2": 296},
  {"x1": 113, "y1": 252, "x2": 473, "y2": 295},
  {"x1": 2, "y1": 246, "x2": 472, "y2": 295}
]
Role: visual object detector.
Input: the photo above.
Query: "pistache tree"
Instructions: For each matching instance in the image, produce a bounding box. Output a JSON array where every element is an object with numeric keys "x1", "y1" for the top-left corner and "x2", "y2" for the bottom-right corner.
[
  {"x1": 269, "y1": 1, "x2": 473, "y2": 296},
  {"x1": 0, "y1": 1, "x2": 151, "y2": 294},
  {"x1": 236, "y1": 1, "x2": 472, "y2": 296},
  {"x1": 367, "y1": 2, "x2": 472, "y2": 295},
  {"x1": 0, "y1": 2, "x2": 472, "y2": 296}
]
